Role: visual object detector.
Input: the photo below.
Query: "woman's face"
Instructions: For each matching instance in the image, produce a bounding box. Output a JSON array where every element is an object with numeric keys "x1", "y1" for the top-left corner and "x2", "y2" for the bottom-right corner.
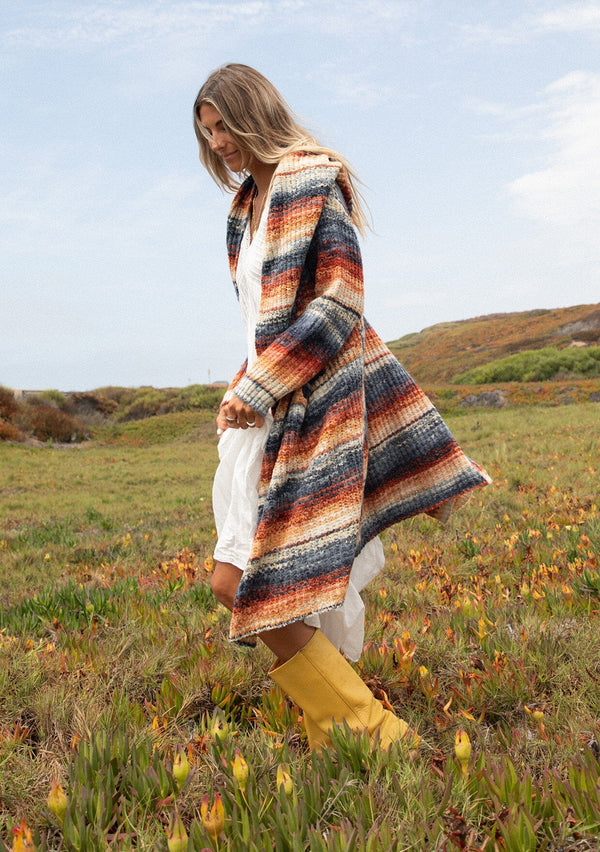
[{"x1": 199, "y1": 103, "x2": 252, "y2": 173}]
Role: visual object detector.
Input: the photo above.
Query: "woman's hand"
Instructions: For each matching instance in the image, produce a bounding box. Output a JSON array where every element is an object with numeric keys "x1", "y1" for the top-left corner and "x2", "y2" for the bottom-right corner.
[{"x1": 219, "y1": 396, "x2": 264, "y2": 430}]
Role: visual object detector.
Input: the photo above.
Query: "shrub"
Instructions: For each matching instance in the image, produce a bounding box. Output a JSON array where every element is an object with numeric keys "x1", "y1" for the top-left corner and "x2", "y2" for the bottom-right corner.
[
  {"x1": 456, "y1": 346, "x2": 600, "y2": 383},
  {"x1": 93, "y1": 386, "x2": 137, "y2": 406},
  {"x1": 63, "y1": 392, "x2": 118, "y2": 425},
  {"x1": 174, "y1": 384, "x2": 224, "y2": 411},
  {"x1": 17, "y1": 403, "x2": 88, "y2": 443},
  {"x1": 0, "y1": 386, "x2": 18, "y2": 420},
  {"x1": 35, "y1": 389, "x2": 66, "y2": 408},
  {"x1": 117, "y1": 388, "x2": 171, "y2": 421},
  {"x1": 114, "y1": 385, "x2": 224, "y2": 421},
  {"x1": 0, "y1": 419, "x2": 24, "y2": 442}
]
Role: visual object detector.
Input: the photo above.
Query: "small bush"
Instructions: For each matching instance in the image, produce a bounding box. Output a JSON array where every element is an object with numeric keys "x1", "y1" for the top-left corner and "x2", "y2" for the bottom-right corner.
[
  {"x1": 174, "y1": 384, "x2": 224, "y2": 411},
  {"x1": 0, "y1": 419, "x2": 24, "y2": 442},
  {"x1": 114, "y1": 387, "x2": 176, "y2": 421},
  {"x1": 17, "y1": 403, "x2": 88, "y2": 443},
  {"x1": 0, "y1": 386, "x2": 18, "y2": 420},
  {"x1": 93, "y1": 386, "x2": 137, "y2": 406},
  {"x1": 63, "y1": 392, "x2": 118, "y2": 425},
  {"x1": 35, "y1": 389, "x2": 66, "y2": 408}
]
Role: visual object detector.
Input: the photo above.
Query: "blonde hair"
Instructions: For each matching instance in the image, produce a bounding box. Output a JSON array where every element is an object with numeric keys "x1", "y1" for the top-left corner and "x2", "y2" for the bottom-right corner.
[{"x1": 193, "y1": 63, "x2": 368, "y2": 233}]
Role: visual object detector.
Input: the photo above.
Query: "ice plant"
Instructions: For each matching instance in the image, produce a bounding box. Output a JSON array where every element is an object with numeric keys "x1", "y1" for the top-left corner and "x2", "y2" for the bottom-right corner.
[
  {"x1": 201, "y1": 793, "x2": 225, "y2": 841},
  {"x1": 418, "y1": 665, "x2": 438, "y2": 700},
  {"x1": 47, "y1": 778, "x2": 68, "y2": 824},
  {"x1": 525, "y1": 705, "x2": 547, "y2": 739},
  {"x1": 394, "y1": 631, "x2": 416, "y2": 675},
  {"x1": 454, "y1": 729, "x2": 472, "y2": 776},
  {"x1": 173, "y1": 745, "x2": 190, "y2": 789},
  {"x1": 211, "y1": 718, "x2": 230, "y2": 742},
  {"x1": 276, "y1": 763, "x2": 293, "y2": 797},
  {"x1": 12, "y1": 819, "x2": 35, "y2": 852},
  {"x1": 231, "y1": 748, "x2": 249, "y2": 792},
  {"x1": 165, "y1": 811, "x2": 188, "y2": 852}
]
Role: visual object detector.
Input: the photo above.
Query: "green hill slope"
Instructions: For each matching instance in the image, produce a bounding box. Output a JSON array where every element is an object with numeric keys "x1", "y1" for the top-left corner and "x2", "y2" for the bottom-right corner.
[{"x1": 387, "y1": 303, "x2": 600, "y2": 384}]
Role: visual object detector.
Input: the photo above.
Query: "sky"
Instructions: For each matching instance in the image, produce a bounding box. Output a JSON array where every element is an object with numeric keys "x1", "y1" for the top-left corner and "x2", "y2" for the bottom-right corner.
[{"x1": 2, "y1": 0, "x2": 599, "y2": 391}]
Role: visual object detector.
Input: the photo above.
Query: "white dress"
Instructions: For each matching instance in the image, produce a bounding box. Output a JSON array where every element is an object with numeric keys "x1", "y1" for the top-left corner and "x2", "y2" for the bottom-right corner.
[{"x1": 212, "y1": 204, "x2": 384, "y2": 661}]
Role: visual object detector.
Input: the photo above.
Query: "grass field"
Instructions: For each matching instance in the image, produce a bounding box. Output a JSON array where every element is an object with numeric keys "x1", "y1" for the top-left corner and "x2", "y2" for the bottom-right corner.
[{"x1": 1, "y1": 404, "x2": 599, "y2": 851}]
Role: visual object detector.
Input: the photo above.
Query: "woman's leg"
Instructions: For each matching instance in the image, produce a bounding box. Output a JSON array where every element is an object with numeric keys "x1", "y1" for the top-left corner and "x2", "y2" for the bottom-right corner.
[
  {"x1": 210, "y1": 561, "x2": 417, "y2": 751},
  {"x1": 211, "y1": 561, "x2": 243, "y2": 612},
  {"x1": 212, "y1": 561, "x2": 315, "y2": 661}
]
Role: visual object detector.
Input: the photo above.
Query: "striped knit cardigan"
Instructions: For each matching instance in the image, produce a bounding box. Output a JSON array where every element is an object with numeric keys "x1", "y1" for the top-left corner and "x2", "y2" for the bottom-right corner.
[{"x1": 222, "y1": 151, "x2": 490, "y2": 645}]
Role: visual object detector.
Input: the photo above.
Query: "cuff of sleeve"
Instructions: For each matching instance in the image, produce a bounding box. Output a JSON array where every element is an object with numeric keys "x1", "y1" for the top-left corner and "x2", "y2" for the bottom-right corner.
[{"x1": 232, "y1": 374, "x2": 277, "y2": 417}]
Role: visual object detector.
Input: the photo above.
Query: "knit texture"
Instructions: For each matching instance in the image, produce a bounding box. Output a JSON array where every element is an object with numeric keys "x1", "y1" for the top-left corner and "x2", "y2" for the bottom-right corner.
[{"x1": 223, "y1": 152, "x2": 490, "y2": 644}]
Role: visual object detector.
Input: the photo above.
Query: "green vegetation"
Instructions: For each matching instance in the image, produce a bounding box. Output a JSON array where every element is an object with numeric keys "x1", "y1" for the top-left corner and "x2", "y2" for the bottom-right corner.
[
  {"x1": 387, "y1": 302, "x2": 600, "y2": 383},
  {"x1": 97, "y1": 384, "x2": 226, "y2": 421},
  {"x1": 456, "y1": 345, "x2": 600, "y2": 383},
  {"x1": 0, "y1": 384, "x2": 225, "y2": 444},
  {"x1": 4, "y1": 303, "x2": 600, "y2": 448},
  {"x1": 1, "y1": 404, "x2": 599, "y2": 849}
]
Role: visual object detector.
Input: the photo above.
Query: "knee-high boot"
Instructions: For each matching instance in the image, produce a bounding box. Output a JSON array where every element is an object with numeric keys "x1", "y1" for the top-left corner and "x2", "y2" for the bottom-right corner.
[{"x1": 270, "y1": 629, "x2": 420, "y2": 752}]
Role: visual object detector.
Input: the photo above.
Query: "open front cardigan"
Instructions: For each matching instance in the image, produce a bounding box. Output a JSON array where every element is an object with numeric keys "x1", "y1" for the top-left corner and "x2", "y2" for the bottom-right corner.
[{"x1": 221, "y1": 151, "x2": 490, "y2": 644}]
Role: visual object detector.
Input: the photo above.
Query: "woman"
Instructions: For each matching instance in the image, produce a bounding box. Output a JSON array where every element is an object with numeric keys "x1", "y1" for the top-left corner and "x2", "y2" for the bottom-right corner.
[{"x1": 193, "y1": 64, "x2": 489, "y2": 752}]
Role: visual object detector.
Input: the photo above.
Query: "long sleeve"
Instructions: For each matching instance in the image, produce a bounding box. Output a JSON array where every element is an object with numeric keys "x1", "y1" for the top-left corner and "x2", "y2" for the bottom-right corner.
[
  {"x1": 231, "y1": 184, "x2": 364, "y2": 416},
  {"x1": 220, "y1": 359, "x2": 248, "y2": 406}
]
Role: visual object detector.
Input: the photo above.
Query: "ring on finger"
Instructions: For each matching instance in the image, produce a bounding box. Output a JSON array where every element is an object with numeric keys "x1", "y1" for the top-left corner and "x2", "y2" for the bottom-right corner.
[
  {"x1": 246, "y1": 419, "x2": 256, "y2": 427},
  {"x1": 225, "y1": 416, "x2": 237, "y2": 423}
]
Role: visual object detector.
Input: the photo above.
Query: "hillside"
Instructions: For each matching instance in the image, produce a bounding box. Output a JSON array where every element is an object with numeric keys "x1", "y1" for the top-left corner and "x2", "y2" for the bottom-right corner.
[
  {"x1": 387, "y1": 302, "x2": 600, "y2": 384},
  {"x1": 3, "y1": 303, "x2": 600, "y2": 444}
]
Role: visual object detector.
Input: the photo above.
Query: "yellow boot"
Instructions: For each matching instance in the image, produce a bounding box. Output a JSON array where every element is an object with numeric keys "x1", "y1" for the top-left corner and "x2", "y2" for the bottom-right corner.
[
  {"x1": 271, "y1": 629, "x2": 420, "y2": 752},
  {"x1": 301, "y1": 713, "x2": 325, "y2": 752}
]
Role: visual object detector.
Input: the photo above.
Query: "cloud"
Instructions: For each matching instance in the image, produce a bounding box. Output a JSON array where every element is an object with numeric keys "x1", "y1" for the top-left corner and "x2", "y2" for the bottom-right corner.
[
  {"x1": 456, "y1": 2, "x2": 600, "y2": 46},
  {"x1": 2, "y1": 0, "x2": 425, "y2": 94},
  {"x1": 3, "y1": 2, "x2": 269, "y2": 50},
  {"x1": 536, "y1": 3, "x2": 600, "y2": 33},
  {"x1": 3, "y1": 0, "x2": 421, "y2": 52},
  {"x1": 456, "y1": 21, "x2": 529, "y2": 46},
  {"x1": 508, "y1": 71, "x2": 600, "y2": 230}
]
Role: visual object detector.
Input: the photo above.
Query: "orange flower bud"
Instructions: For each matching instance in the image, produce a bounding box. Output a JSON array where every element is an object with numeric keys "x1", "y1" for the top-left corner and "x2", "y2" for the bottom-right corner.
[
  {"x1": 165, "y1": 812, "x2": 188, "y2": 852},
  {"x1": 12, "y1": 819, "x2": 35, "y2": 852},
  {"x1": 276, "y1": 763, "x2": 293, "y2": 797},
  {"x1": 201, "y1": 793, "x2": 225, "y2": 840},
  {"x1": 231, "y1": 748, "x2": 249, "y2": 792},
  {"x1": 47, "y1": 778, "x2": 68, "y2": 824},
  {"x1": 173, "y1": 746, "x2": 190, "y2": 789}
]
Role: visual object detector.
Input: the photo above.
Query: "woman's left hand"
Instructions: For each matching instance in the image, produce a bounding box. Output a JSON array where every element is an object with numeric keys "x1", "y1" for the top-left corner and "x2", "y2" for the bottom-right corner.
[{"x1": 220, "y1": 396, "x2": 264, "y2": 430}]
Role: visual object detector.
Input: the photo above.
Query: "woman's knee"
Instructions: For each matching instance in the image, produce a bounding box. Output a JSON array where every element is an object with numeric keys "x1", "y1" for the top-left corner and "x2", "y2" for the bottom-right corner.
[{"x1": 211, "y1": 562, "x2": 242, "y2": 610}]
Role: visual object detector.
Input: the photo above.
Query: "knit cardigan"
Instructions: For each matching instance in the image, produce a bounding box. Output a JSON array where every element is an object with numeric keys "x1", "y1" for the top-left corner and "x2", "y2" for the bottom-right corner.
[{"x1": 221, "y1": 151, "x2": 490, "y2": 645}]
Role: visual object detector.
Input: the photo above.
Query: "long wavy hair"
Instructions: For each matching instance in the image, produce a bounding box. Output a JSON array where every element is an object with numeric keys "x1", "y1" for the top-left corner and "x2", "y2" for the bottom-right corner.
[{"x1": 193, "y1": 63, "x2": 368, "y2": 233}]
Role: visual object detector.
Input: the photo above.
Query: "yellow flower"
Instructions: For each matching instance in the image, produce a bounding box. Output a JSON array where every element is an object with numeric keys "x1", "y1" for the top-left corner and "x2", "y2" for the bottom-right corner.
[
  {"x1": 276, "y1": 763, "x2": 293, "y2": 797},
  {"x1": 165, "y1": 812, "x2": 188, "y2": 852},
  {"x1": 201, "y1": 793, "x2": 225, "y2": 841},
  {"x1": 173, "y1": 746, "x2": 190, "y2": 790},
  {"x1": 232, "y1": 748, "x2": 249, "y2": 792},
  {"x1": 524, "y1": 705, "x2": 547, "y2": 738},
  {"x1": 454, "y1": 729, "x2": 472, "y2": 776},
  {"x1": 418, "y1": 665, "x2": 438, "y2": 699},
  {"x1": 47, "y1": 778, "x2": 68, "y2": 824}
]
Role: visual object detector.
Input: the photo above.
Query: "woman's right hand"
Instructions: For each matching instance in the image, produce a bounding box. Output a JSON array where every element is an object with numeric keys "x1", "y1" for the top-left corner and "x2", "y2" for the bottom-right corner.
[{"x1": 220, "y1": 395, "x2": 264, "y2": 430}]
